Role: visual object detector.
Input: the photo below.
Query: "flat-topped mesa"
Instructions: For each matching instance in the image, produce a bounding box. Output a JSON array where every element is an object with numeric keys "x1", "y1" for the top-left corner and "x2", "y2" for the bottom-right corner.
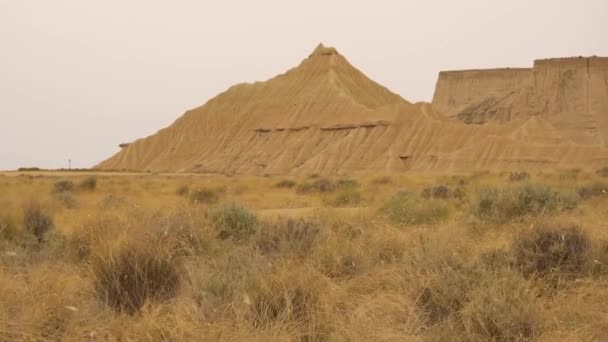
[
  {"x1": 432, "y1": 68, "x2": 533, "y2": 118},
  {"x1": 533, "y1": 56, "x2": 608, "y2": 69}
]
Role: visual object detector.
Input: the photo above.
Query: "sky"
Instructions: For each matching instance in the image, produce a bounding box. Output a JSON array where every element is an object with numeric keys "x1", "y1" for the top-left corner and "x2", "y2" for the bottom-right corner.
[{"x1": 1, "y1": 1, "x2": 607, "y2": 170}]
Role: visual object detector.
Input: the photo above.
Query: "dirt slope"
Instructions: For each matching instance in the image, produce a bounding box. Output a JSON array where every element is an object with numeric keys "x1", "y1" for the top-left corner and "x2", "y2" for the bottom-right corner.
[{"x1": 97, "y1": 46, "x2": 608, "y2": 174}]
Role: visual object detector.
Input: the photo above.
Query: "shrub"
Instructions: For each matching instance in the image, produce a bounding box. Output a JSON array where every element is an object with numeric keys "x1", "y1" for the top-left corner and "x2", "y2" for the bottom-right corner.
[
  {"x1": 23, "y1": 202, "x2": 54, "y2": 242},
  {"x1": 381, "y1": 191, "x2": 450, "y2": 226},
  {"x1": 335, "y1": 178, "x2": 359, "y2": 189},
  {"x1": 323, "y1": 188, "x2": 363, "y2": 207},
  {"x1": 212, "y1": 203, "x2": 258, "y2": 241},
  {"x1": 275, "y1": 179, "x2": 297, "y2": 189},
  {"x1": 53, "y1": 180, "x2": 74, "y2": 193},
  {"x1": 190, "y1": 188, "x2": 220, "y2": 204},
  {"x1": 79, "y1": 177, "x2": 97, "y2": 191},
  {"x1": 421, "y1": 185, "x2": 452, "y2": 199},
  {"x1": 176, "y1": 185, "x2": 190, "y2": 196},
  {"x1": 578, "y1": 182, "x2": 608, "y2": 200},
  {"x1": 54, "y1": 192, "x2": 79, "y2": 209},
  {"x1": 471, "y1": 184, "x2": 579, "y2": 222},
  {"x1": 91, "y1": 241, "x2": 182, "y2": 314},
  {"x1": 257, "y1": 218, "x2": 322, "y2": 257},
  {"x1": 296, "y1": 178, "x2": 335, "y2": 194},
  {"x1": 0, "y1": 214, "x2": 18, "y2": 241},
  {"x1": 513, "y1": 225, "x2": 590, "y2": 278},
  {"x1": 509, "y1": 171, "x2": 530, "y2": 182},
  {"x1": 597, "y1": 167, "x2": 608, "y2": 178},
  {"x1": 371, "y1": 176, "x2": 392, "y2": 185}
]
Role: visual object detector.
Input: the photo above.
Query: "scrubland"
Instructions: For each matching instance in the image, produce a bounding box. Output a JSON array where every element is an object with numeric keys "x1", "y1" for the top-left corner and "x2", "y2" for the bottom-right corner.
[{"x1": 1, "y1": 169, "x2": 608, "y2": 341}]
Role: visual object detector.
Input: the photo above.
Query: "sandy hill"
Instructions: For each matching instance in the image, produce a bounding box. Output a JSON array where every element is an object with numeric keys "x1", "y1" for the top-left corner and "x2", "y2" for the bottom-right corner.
[{"x1": 97, "y1": 46, "x2": 608, "y2": 174}]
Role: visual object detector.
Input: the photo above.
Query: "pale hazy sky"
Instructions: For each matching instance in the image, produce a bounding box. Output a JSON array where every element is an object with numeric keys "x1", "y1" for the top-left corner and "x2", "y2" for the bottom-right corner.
[{"x1": 1, "y1": 1, "x2": 607, "y2": 170}]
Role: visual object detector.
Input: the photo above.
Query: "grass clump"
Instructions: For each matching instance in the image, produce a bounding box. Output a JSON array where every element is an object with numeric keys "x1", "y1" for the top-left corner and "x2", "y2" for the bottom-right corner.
[
  {"x1": 23, "y1": 202, "x2": 54, "y2": 242},
  {"x1": 275, "y1": 179, "x2": 297, "y2": 189},
  {"x1": 513, "y1": 224, "x2": 590, "y2": 279},
  {"x1": 381, "y1": 191, "x2": 450, "y2": 226},
  {"x1": 257, "y1": 218, "x2": 322, "y2": 257},
  {"x1": 53, "y1": 180, "x2": 74, "y2": 193},
  {"x1": 471, "y1": 184, "x2": 579, "y2": 222},
  {"x1": 370, "y1": 176, "x2": 392, "y2": 185},
  {"x1": 212, "y1": 203, "x2": 258, "y2": 241},
  {"x1": 91, "y1": 241, "x2": 182, "y2": 314}
]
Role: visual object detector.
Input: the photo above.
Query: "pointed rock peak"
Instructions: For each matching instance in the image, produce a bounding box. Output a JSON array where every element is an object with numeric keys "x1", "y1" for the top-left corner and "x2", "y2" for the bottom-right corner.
[{"x1": 309, "y1": 43, "x2": 339, "y2": 57}]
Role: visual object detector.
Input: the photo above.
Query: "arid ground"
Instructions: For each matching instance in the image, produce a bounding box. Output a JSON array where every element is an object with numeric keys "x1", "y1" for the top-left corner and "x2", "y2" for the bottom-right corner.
[{"x1": 1, "y1": 169, "x2": 608, "y2": 341}]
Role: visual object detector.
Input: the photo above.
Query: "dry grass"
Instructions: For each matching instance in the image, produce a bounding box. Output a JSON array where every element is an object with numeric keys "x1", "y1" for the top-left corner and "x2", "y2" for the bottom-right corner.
[{"x1": 1, "y1": 170, "x2": 608, "y2": 340}]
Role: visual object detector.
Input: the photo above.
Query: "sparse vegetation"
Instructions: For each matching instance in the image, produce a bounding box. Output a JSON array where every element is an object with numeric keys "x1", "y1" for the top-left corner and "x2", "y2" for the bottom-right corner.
[
  {"x1": 79, "y1": 176, "x2": 97, "y2": 191},
  {"x1": 275, "y1": 179, "x2": 297, "y2": 188},
  {"x1": 1, "y1": 171, "x2": 607, "y2": 339},
  {"x1": 509, "y1": 171, "x2": 531, "y2": 182},
  {"x1": 23, "y1": 202, "x2": 54, "y2": 242},
  {"x1": 53, "y1": 180, "x2": 75, "y2": 193},
  {"x1": 597, "y1": 166, "x2": 608, "y2": 177}
]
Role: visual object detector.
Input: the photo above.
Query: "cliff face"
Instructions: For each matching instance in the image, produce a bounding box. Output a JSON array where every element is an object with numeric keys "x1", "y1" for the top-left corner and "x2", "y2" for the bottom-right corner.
[
  {"x1": 432, "y1": 68, "x2": 532, "y2": 120},
  {"x1": 97, "y1": 48, "x2": 608, "y2": 175},
  {"x1": 432, "y1": 57, "x2": 608, "y2": 146}
]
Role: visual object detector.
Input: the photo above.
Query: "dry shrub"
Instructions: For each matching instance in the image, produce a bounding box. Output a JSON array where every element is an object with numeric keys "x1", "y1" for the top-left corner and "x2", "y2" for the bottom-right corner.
[
  {"x1": 79, "y1": 177, "x2": 97, "y2": 191},
  {"x1": 597, "y1": 166, "x2": 608, "y2": 178},
  {"x1": 274, "y1": 179, "x2": 297, "y2": 189},
  {"x1": 23, "y1": 202, "x2": 54, "y2": 242},
  {"x1": 371, "y1": 176, "x2": 392, "y2": 185},
  {"x1": 91, "y1": 240, "x2": 182, "y2": 314},
  {"x1": 421, "y1": 185, "x2": 453, "y2": 199},
  {"x1": 54, "y1": 192, "x2": 79, "y2": 209},
  {"x1": 513, "y1": 225, "x2": 590, "y2": 279},
  {"x1": 176, "y1": 185, "x2": 190, "y2": 196},
  {"x1": 53, "y1": 180, "x2": 74, "y2": 193},
  {"x1": 257, "y1": 218, "x2": 322, "y2": 257},
  {"x1": 249, "y1": 265, "x2": 329, "y2": 339},
  {"x1": 213, "y1": 203, "x2": 258, "y2": 241},
  {"x1": 509, "y1": 171, "x2": 531, "y2": 182},
  {"x1": 0, "y1": 214, "x2": 18, "y2": 241},
  {"x1": 578, "y1": 182, "x2": 608, "y2": 200},
  {"x1": 296, "y1": 178, "x2": 335, "y2": 194},
  {"x1": 323, "y1": 188, "x2": 363, "y2": 207},
  {"x1": 381, "y1": 191, "x2": 450, "y2": 226},
  {"x1": 190, "y1": 188, "x2": 220, "y2": 204}
]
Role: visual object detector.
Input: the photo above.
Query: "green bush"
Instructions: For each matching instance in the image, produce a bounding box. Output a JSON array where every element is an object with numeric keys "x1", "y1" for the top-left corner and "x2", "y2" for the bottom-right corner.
[
  {"x1": 471, "y1": 184, "x2": 579, "y2": 222},
  {"x1": 213, "y1": 203, "x2": 258, "y2": 241},
  {"x1": 381, "y1": 191, "x2": 450, "y2": 226}
]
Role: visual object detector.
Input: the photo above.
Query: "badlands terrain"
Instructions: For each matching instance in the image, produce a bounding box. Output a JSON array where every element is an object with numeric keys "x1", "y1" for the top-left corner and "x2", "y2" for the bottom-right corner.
[
  {"x1": 2, "y1": 45, "x2": 608, "y2": 341},
  {"x1": 98, "y1": 44, "x2": 608, "y2": 175}
]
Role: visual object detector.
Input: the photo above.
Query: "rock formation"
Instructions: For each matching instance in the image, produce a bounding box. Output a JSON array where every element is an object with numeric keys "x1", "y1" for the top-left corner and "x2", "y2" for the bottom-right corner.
[{"x1": 97, "y1": 45, "x2": 608, "y2": 174}]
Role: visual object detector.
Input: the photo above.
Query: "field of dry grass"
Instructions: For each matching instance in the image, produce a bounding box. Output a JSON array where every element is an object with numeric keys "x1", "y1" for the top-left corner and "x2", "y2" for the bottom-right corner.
[{"x1": 1, "y1": 169, "x2": 608, "y2": 341}]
